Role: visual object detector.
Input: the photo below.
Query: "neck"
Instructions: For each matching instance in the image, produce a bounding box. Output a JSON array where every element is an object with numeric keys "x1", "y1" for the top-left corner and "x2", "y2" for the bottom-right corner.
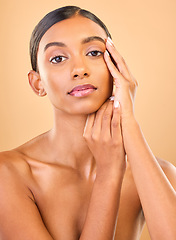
[{"x1": 46, "y1": 109, "x2": 95, "y2": 175}]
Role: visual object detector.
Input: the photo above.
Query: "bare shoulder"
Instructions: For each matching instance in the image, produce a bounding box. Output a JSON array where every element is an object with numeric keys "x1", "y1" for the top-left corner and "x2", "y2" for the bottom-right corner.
[
  {"x1": 0, "y1": 150, "x2": 54, "y2": 239},
  {"x1": 0, "y1": 150, "x2": 32, "y2": 178},
  {"x1": 156, "y1": 157, "x2": 176, "y2": 189},
  {"x1": 0, "y1": 149, "x2": 35, "y2": 200}
]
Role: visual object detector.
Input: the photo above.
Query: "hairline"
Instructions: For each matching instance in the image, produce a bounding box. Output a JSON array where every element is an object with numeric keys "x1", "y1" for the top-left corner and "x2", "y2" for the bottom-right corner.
[{"x1": 30, "y1": 7, "x2": 111, "y2": 72}]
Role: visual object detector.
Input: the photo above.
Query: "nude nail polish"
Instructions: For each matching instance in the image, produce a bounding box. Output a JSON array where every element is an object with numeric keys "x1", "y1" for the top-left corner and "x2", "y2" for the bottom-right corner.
[
  {"x1": 114, "y1": 100, "x2": 120, "y2": 108},
  {"x1": 107, "y1": 37, "x2": 113, "y2": 46},
  {"x1": 105, "y1": 50, "x2": 110, "y2": 56},
  {"x1": 109, "y1": 96, "x2": 114, "y2": 101}
]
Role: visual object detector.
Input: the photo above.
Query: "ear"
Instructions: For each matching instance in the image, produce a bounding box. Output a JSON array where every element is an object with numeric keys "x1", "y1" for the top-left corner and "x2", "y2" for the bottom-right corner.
[{"x1": 28, "y1": 70, "x2": 47, "y2": 97}]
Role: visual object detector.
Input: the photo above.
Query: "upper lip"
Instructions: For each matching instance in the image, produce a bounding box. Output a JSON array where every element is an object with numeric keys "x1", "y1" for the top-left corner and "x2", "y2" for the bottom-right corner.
[{"x1": 68, "y1": 84, "x2": 97, "y2": 94}]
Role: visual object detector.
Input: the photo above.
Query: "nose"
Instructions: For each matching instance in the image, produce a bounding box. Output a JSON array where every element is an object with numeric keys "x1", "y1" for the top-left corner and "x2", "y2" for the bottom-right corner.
[{"x1": 71, "y1": 57, "x2": 90, "y2": 80}]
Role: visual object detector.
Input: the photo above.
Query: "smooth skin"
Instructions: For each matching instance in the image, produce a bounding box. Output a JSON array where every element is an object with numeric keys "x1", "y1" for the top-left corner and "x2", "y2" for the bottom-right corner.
[{"x1": 0, "y1": 15, "x2": 176, "y2": 240}]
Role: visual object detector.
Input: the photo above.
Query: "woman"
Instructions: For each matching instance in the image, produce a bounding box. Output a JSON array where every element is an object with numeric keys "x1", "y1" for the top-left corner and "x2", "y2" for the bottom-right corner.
[{"x1": 0, "y1": 5, "x2": 176, "y2": 240}]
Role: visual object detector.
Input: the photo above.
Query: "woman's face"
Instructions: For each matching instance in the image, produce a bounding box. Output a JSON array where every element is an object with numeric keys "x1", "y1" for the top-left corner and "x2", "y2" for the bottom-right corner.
[{"x1": 36, "y1": 15, "x2": 113, "y2": 115}]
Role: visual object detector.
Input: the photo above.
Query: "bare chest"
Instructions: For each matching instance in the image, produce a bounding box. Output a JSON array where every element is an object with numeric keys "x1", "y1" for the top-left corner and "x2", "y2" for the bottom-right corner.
[{"x1": 31, "y1": 166, "x2": 144, "y2": 240}]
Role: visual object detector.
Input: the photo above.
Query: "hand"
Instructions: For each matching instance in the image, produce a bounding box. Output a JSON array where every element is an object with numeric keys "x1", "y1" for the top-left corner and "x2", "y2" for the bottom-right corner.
[
  {"x1": 104, "y1": 37, "x2": 138, "y2": 123},
  {"x1": 83, "y1": 99, "x2": 126, "y2": 177}
]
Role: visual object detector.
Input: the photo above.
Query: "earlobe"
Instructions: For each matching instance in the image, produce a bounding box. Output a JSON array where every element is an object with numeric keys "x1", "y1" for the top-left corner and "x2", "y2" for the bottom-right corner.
[{"x1": 28, "y1": 70, "x2": 47, "y2": 97}]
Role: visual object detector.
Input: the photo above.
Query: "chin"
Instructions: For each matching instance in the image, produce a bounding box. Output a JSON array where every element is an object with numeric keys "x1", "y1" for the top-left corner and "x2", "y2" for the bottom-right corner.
[{"x1": 68, "y1": 96, "x2": 109, "y2": 115}]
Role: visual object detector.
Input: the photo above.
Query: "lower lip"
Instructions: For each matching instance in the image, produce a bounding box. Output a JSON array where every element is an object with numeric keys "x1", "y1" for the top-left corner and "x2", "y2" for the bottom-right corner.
[{"x1": 69, "y1": 88, "x2": 96, "y2": 97}]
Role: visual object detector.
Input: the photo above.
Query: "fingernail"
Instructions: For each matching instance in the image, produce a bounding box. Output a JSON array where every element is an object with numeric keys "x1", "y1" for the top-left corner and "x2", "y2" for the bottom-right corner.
[
  {"x1": 107, "y1": 37, "x2": 113, "y2": 46},
  {"x1": 105, "y1": 50, "x2": 110, "y2": 56},
  {"x1": 114, "y1": 100, "x2": 120, "y2": 108},
  {"x1": 109, "y1": 96, "x2": 114, "y2": 101}
]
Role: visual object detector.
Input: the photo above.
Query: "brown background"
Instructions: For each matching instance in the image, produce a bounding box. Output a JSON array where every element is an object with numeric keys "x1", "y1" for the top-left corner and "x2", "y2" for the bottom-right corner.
[{"x1": 0, "y1": 0, "x2": 176, "y2": 239}]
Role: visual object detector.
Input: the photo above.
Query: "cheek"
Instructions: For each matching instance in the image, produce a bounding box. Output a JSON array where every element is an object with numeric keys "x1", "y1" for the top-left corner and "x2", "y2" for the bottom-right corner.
[
  {"x1": 37, "y1": 53, "x2": 59, "y2": 90},
  {"x1": 37, "y1": 56, "x2": 68, "y2": 92},
  {"x1": 38, "y1": 70, "x2": 69, "y2": 111},
  {"x1": 94, "y1": 58, "x2": 112, "y2": 79},
  {"x1": 93, "y1": 61, "x2": 113, "y2": 93},
  {"x1": 38, "y1": 65, "x2": 66, "y2": 94}
]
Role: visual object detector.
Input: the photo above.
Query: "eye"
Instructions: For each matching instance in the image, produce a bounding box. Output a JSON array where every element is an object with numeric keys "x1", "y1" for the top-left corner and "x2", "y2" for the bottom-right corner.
[
  {"x1": 49, "y1": 55, "x2": 67, "y2": 64},
  {"x1": 87, "y1": 50, "x2": 103, "y2": 57}
]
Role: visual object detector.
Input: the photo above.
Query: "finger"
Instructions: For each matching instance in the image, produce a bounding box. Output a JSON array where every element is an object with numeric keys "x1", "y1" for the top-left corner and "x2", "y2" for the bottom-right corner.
[
  {"x1": 111, "y1": 101, "x2": 122, "y2": 140},
  {"x1": 106, "y1": 38, "x2": 138, "y2": 86},
  {"x1": 92, "y1": 101, "x2": 109, "y2": 138},
  {"x1": 104, "y1": 50, "x2": 124, "y2": 86},
  {"x1": 114, "y1": 86, "x2": 120, "y2": 109},
  {"x1": 101, "y1": 100, "x2": 114, "y2": 138},
  {"x1": 106, "y1": 39, "x2": 130, "y2": 80},
  {"x1": 83, "y1": 113, "x2": 95, "y2": 139},
  {"x1": 112, "y1": 81, "x2": 116, "y2": 96}
]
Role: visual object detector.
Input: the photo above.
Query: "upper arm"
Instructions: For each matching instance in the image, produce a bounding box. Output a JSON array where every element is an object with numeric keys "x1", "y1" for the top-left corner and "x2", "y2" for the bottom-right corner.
[{"x1": 0, "y1": 158, "x2": 53, "y2": 240}]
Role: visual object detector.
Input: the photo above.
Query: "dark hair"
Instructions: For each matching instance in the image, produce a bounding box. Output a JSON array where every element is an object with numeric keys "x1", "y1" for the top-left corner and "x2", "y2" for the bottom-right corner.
[{"x1": 30, "y1": 6, "x2": 112, "y2": 72}]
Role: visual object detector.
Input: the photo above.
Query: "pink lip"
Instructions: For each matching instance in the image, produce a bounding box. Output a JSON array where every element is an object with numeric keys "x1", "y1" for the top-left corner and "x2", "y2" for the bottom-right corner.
[{"x1": 68, "y1": 84, "x2": 97, "y2": 97}]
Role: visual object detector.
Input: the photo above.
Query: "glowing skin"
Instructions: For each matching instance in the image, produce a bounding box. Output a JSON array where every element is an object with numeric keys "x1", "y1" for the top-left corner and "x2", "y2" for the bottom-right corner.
[
  {"x1": 1, "y1": 11, "x2": 176, "y2": 240},
  {"x1": 36, "y1": 16, "x2": 113, "y2": 115}
]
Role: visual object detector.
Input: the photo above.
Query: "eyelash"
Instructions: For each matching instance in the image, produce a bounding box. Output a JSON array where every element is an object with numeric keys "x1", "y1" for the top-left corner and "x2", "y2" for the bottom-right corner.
[
  {"x1": 49, "y1": 50, "x2": 103, "y2": 64},
  {"x1": 87, "y1": 50, "x2": 103, "y2": 57},
  {"x1": 49, "y1": 56, "x2": 67, "y2": 64}
]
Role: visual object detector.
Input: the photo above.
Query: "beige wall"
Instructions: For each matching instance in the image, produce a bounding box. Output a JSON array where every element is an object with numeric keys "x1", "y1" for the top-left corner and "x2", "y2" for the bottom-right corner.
[{"x1": 0, "y1": 0, "x2": 176, "y2": 239}]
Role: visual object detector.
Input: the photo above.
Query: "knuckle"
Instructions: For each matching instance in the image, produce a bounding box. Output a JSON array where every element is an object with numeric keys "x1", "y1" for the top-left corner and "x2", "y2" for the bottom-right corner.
[
  {"x1": 112, "y1": 138, "x2": 123, "y2": 147},
  {"x1": 129, "y1": 81, "x2": 136, "y2": 90},
  {"x1": 120, "y1": 55, "x2": 124, "y2": 62},
  {"x1": 131, "y1": 81, "x2": 136, "y2": 89},
  {"x1": 103, "y1": 113, "x2": 111, "y2": 121},
  {"x1": 83, "y1": 133, "x2": 90, "y2": 141},
  {"x1": 101, "y1": 136, "x2": 110, "y2": 145},
  {"x1": 131, "y1": 78, "x2": 138, "y2": 88},
  {"x1": 112, "y1": 121, "x2": 119, "y2": 128},
  {"x1": 91, "y1": 133, "x2": 99, "y2": 142},
  {"x1": 132, "y1": 76, "x2": 138, "y2": 86}
]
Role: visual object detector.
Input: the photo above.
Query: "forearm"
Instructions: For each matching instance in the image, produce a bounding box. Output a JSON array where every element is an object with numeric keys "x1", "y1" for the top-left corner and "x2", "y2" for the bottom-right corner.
[
  {"x1": 80, "y1": 170, "x2": 124, "y2": 240},
  {"x1": 122, "y1": 117, "x2": 176, "y2": 239}
]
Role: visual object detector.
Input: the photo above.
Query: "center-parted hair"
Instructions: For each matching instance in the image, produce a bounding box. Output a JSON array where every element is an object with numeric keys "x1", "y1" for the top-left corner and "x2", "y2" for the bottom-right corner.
[{"x1": 29, "y1": 6, "x2": 112, "y2": 72}]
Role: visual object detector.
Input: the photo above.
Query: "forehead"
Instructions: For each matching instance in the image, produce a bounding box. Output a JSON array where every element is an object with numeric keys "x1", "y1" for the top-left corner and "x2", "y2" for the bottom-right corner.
[{"x1": 38, "y1": 15, "x2": 108, "y2": 49}]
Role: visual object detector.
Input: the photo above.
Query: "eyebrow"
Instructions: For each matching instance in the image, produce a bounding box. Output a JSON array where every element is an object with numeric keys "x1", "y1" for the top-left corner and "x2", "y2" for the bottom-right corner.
[
  {"x1": 81, "y1": 36, "x2": 105, "y2": 45},
  {"x1": 44, "y1": 36, "x2": 105, "y2": 52},
  {"x1": 44, "y1": 42, "x2": 66, "y2": 52}
]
